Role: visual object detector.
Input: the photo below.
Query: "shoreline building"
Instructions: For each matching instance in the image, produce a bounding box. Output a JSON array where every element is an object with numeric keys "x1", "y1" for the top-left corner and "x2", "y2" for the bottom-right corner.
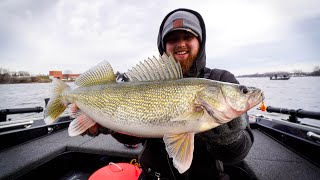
[
  {"x1": 49, "y1": 71, "x2": 63, "y2": 79},
  {"x1": 49, "y1": 71, "x2": 80, "y2": 80}
]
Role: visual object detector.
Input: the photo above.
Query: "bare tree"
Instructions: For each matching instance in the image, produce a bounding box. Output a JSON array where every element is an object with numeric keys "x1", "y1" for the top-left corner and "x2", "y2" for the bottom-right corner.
[
  {"x1": 0, "y1": 67, "x2": 9, "y2": 75},
  {"x1": 311, "y1": 66, "x2": 320, "y2": 76}
]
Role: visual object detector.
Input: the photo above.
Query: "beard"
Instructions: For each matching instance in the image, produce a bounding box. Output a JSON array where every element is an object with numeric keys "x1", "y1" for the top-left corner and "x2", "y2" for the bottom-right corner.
[{"x1": 175, "y1": 49, "x2": 199, "y2": 75}]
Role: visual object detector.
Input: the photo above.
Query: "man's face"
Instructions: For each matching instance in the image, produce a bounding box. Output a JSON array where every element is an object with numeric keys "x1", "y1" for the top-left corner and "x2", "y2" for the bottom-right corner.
[{"x1": 164, "y1": 30, "x2": 200, "y2": 75}]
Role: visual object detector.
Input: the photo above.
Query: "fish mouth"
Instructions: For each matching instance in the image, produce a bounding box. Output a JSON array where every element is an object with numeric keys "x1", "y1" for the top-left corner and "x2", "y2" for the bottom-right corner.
[
  {"x1": 249, "y1": 90, "x2": 264, "y2": 108},
  {"x1": 261, "y1": 92, "x2": 265, "y2": 101},
  {"x1": 234, "y1": 90, "x2": 264, "y2": 117}
]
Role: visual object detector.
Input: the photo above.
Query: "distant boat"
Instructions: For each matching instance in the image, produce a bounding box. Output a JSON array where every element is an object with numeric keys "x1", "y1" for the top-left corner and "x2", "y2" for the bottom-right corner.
[{"x1": 270, "y1": 74, "x2": 290, "y2": 80}]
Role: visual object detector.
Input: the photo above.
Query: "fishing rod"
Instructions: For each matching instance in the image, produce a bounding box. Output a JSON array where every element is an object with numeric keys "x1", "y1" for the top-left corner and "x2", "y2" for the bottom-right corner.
[
  {"x1": 258, "y1": 101, "x2": 320, "y2": 123},
  {"x1": 259, "y1": 101, "x2": 320, "y2": 122},
  {"x1": 266, "y1": 106, "x2": 320, "y2": 121}
]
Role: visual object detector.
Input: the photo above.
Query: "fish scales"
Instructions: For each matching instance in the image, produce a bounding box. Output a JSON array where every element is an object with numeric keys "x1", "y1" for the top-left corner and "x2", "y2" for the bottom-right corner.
[{"x1": 67, "y1": 79, "x2": 207, "y2": 128}]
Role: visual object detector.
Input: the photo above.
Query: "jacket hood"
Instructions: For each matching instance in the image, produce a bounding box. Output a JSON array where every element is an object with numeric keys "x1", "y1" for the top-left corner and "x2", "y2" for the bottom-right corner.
[{"x1": 157, "y1": 8, "x2": 207, "y2": 77}]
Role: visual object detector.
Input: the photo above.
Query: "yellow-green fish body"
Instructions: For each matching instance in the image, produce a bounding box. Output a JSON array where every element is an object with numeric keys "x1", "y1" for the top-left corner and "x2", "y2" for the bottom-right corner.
[
  {"x1": 64, "y1": 79, "x2": 228, "y2": 137},
  {"x1": 45, "y1": 53, "x2": 263, "y2": 174}
]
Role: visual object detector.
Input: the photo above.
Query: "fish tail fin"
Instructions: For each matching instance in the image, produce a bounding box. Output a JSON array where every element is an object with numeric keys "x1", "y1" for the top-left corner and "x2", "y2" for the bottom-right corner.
[{"x1": 44, "y1": 78, "x2": 71, "y2": 125}]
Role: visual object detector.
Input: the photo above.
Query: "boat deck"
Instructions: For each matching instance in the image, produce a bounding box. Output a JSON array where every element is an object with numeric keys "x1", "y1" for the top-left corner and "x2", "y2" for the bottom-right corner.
[{"x1": 0, "y1": 128, "x2": 319, "y2": 179}]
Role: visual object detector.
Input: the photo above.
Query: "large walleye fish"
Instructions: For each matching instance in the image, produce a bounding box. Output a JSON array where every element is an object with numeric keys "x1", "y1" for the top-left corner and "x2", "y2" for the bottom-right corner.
[{"x1": 45, "y1": 53, "x2": 264, "y2": 173}]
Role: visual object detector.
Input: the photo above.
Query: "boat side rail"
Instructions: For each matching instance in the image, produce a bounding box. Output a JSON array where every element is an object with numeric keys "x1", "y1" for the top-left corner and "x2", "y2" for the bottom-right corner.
[
  {"x1": 0, "y1": 119, "x2": 35, "y2": 131},
  {"x1": 0, "y1": 117, "x2": 72, "y2": 151},
  {"x1": 0, "y1": 106, "x2": 44, "y2": 122},
  {"x1": 253, "y1": 115, "x2": 320, "y2": 167},
  {"x1": 255, "y1": 115, "x2": 320, "y2": 135},
  {"x1": 251, "y1": 106, "x2": 320, "y2": 167},
  {"x1": 253, "y1": 106, "x2": 320, "y2": 142}
]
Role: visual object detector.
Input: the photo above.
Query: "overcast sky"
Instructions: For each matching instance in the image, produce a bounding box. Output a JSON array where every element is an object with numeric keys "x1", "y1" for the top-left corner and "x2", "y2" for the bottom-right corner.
[{"x1": 0, "y1": 0, "x2": 319, "y2": 76}]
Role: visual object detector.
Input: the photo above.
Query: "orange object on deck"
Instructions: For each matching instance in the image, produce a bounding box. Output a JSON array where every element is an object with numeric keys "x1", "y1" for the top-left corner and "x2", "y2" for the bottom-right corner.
[
  {"x1": 260, "y1": 101, "x2": 266, "y2": 111},
  {"x1": 89, "y1": 162, "x2": 141, "y2": 180}
]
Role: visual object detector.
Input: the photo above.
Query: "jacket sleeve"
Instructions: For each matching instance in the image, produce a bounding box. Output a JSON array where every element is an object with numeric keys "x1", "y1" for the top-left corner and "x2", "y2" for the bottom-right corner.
[{"x1": 200, "y1": 68, "x2": 254, "y2": 163}]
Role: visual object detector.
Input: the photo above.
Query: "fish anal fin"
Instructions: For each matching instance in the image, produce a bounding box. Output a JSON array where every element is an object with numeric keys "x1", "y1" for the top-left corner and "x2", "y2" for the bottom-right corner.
[
  {"x1": 163, "y1": 132, "x2": 195, "y2": 174},
  {"x1": 68, "y1": 110, "x2": 97, "y2": 136}
]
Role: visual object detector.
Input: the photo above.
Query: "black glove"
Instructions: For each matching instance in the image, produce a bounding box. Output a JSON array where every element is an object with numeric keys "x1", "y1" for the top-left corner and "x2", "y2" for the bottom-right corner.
[
  {"x1": 199, "y1": 114, "x2": 248, "y2": 145},
  {"x1": 83, "y1": 124, "x2": 112, "y2": 137},
  {"x1": 199, "y1": 114, "x2": 254, "y2": 163}
]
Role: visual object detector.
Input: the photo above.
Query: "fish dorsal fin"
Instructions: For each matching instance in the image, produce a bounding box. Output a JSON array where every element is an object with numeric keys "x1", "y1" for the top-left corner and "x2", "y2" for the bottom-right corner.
[
  {"x1": 126, "y1": 53, "x2": 183, "y2": 82},
  {"x1": 75, "y1": 60, "x2": 116, "y2": 86}
]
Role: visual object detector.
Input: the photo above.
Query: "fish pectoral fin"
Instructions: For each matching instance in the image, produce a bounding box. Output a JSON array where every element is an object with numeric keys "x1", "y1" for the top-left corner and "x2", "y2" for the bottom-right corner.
[
  {"x1": 163, "y1": 132, "x2": 195, "y2": 174},
  {"x1": 171, "y1": 106, "x2": 205, "y2": 121},
  {"x1": 68, "y1": 111, "x2": 96, "y2": 136}
]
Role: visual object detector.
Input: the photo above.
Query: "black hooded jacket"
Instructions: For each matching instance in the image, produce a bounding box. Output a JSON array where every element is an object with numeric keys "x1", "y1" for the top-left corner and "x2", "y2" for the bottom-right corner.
[{"x1": 111, "y1": 8, "x2": 254, "y2": 180}]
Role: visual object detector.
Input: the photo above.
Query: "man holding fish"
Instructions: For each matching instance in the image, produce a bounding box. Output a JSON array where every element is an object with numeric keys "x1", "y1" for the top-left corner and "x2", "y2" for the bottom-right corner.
[{"x1": 45, "y1": 8, "x2": 263, "y2": 180}]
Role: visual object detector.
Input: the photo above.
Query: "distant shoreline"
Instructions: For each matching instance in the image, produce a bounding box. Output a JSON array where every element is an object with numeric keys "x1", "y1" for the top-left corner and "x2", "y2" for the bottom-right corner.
[
  {"x1": 0, "y1": 80, "x2": 76, "y2": 85},
  {"x1": 0, "y1": 75, "x2": 76, "y2": 84},
  {"x1": 0, "y1": 81, "x2": 50, "y2": 85},
  {"x1": 236, "y1": 76, "x2": 319, "y2": 78},
  {"x1": 237, "y1": 68, "x2": 320, "y2": 78},
  {"x1": 1, "y1": 71, "x2": 319, "y2": 84}
]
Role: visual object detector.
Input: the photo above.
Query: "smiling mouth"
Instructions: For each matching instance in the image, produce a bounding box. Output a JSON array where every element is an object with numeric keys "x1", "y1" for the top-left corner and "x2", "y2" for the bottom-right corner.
[{"x1": 176, "y1": 51, "x2": 188, "y2": 55}]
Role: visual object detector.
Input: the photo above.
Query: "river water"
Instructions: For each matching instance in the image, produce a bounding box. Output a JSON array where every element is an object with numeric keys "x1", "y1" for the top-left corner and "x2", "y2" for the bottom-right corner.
[{"x1": 0, "y1": 77, "x2": 319, "y2": 126}]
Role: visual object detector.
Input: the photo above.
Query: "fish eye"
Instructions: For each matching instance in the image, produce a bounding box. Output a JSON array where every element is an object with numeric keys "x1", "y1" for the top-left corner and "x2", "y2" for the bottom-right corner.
[{"x1": 240, "y1": 85, "x2": 249, "y2": 94}]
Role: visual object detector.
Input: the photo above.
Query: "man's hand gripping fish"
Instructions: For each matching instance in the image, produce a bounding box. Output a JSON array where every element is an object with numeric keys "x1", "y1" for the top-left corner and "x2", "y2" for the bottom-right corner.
[{"x1": 45, "y1": 53, "x2": 264, "y2": 173}]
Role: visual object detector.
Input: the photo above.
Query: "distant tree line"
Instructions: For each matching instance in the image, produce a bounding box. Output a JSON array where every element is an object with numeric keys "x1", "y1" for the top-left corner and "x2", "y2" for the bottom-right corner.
[
  {"x1": 0, "y1": 67, "x2": 51, "y2": 84},
  {"x1": 238, "y1": 66, "x2": 320, "y2": 77},
  {"x1": 2, "y1": 65, "x2": 319, "y2": 83}
]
